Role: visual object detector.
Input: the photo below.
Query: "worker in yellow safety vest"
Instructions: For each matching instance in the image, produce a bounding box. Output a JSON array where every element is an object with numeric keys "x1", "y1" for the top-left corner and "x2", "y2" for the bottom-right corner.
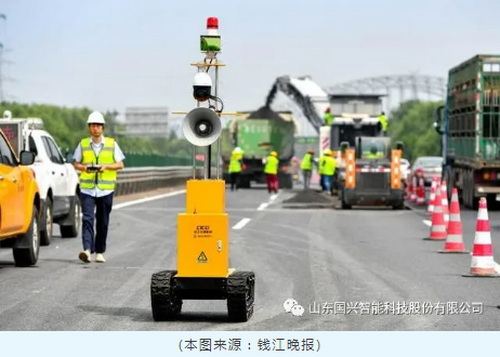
[
  {"x1": 365, "y1": 145, "x2": 384, "y2": 159},
  {"x1": 378, "y1": 111, "x2": 388, "y2": 136},
  {"x1": 319, "y1": 149, "x2": 337, "y2": 194},
  {"x1": 300, "y1": 149, "x2": 315, "y2": 190},
  {"x1": 324, "y1": 107, "x2": 334, "y2": 126},
  {"x1": 264, "y1": 151, "x2": 279, "y2": 194},
  {"x1": 73, "y1": 111, "x2": 125, "y2": 264},
  {"x1": 228, "y1": 147, "x2": 243, "y2": 191}
]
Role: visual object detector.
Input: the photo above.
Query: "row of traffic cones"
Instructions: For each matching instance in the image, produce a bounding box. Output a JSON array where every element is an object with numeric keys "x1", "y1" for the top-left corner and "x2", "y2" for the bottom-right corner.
[
  {"x1": 406, "y1": 175, "x2": 426, "y2": 205},
  {"x1": 425, "y1": 178, "x2": 499, "y2": 277}
]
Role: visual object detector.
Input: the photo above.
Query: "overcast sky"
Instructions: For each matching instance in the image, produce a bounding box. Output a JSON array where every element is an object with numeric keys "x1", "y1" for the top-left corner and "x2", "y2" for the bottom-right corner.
[{"x1": 1, "y1": 0, "x2": 499, "y2": 118}]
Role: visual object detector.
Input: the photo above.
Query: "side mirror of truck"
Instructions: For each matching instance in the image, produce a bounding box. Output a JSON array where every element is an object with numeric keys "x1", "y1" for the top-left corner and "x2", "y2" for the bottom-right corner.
[
  {"x1": 395, "y1": 141, "x2": 404, "y2": 154},
  {"x1": 340, "y1": 141, "x2": 349, "y2": 153},
  {"x1": 20, "y1": 150, "x2": 36, "y2": 165}
]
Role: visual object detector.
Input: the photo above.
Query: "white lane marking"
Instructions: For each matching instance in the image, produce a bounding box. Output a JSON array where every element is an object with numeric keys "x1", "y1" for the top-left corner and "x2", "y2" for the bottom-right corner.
[
  {"x1": 113, "y1": 190, "x2": 186, "y2": 210},
  {"x1": 233, "y1": 218, "x2": 251, "y2": 230},
  {"x1": 257, "y1": 203, "x2": 268, "y2": 211},
  {"x1": 423, "y1": 220, "x2": 431, "y2": 227},
  {"x1": 270, "y1": 193, "x2": 278, "y2": 201}
]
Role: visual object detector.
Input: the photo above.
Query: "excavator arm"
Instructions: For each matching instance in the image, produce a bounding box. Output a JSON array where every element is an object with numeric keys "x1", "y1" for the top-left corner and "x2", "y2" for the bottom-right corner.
[{"x1": 265, "y1": 75, "x2": 330, "y2": 133}]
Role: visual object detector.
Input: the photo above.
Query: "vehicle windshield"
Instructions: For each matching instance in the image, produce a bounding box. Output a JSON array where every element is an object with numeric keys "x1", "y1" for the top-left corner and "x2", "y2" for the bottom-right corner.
[{"x1": 359, "y1": 137, "x2": 390, "y2": 159}]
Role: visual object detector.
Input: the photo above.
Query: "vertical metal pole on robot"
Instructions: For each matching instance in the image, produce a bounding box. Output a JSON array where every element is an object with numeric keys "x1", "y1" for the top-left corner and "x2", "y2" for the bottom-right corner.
[{"x1": 215, "y1": 62, "x2": 221, "y2": 179}]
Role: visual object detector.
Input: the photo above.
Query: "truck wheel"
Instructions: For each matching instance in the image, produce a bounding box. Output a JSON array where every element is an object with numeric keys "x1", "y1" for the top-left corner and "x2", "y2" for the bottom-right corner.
[
  {"x1": 339, "y1": 190, "x2": 352, "y2": 209},
  {"x1": 60, "y1": 194, "x2": 80, "y2": 238},
  {"x1": 151, "y1": 270, "x2": 182, "y2": 321},
  {"x1": 392, "y1": 200, "x2": 405, "y2": 210},
  {"x1": 227, "y1": 271, "x2": 255, "y2": 322},
  {"x1": 40, "y1": 197, "x2": 53, "y2": 246},
  {"x1": 13, "y1": 205, "x2": 40, "y2": 267}
]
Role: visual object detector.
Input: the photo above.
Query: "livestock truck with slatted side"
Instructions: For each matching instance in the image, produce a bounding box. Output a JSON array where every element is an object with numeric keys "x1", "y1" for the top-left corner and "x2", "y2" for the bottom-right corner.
[{"x1": 436, "y1": 55, "x2": 500, "y2": 209}]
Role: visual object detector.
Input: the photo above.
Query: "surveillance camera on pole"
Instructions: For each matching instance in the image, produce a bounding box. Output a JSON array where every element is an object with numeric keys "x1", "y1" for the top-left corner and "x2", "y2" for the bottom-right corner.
[{"x1": 192, "y1": 72, "x2": 212, "y2": 102}]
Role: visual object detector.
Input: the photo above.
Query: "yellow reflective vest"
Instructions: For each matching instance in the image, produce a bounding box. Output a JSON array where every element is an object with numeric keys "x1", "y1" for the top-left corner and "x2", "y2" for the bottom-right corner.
[
  {"x1": 324, "y1": 113, "x2": 334, "y2": 126},
  {"x1": 301, "y1": 153, "x2": 313, "y2": 171},
  {"x1": 319, "y1": 155, "x2": 336, "y2": 175},
  {"x1": 79, "y1": 137, "x2": 117, "y2": 190},
  {"x1": 228, "y1": 153, "x2": 242, "y2": 173},
  {"x1": 264, "y1": 155, "x2": 279, "y2": 174},
  {"x1": 378, "y1": 114, "x2": 388, "y2": 132}
]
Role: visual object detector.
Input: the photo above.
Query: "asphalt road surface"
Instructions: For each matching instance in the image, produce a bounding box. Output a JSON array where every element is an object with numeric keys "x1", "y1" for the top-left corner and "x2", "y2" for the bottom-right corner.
[{"x1": 1, "y1": 184, "x2": 500, "y2": 331}]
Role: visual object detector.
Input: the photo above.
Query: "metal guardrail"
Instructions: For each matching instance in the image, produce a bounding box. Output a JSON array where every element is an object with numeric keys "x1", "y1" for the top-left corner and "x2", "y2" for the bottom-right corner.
[{"x1": 114, "y1": 166, "x2": 202, "y2": 197}]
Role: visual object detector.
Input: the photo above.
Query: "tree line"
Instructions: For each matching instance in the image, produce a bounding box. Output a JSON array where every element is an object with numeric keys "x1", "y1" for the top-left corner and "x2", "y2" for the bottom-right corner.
[
  {"x1": 1, "y1": 100, "x2": 443, "y2": 164},
  {"x1": 388, "y1": 100, "x2": 443, "y2": 163},
  {"x1": 0, "y1": 102, "x2": 191, "y2": 157}
]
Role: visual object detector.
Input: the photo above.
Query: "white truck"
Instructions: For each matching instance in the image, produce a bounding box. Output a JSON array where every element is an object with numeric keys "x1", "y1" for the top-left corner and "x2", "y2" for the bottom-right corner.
[{"x1": 0, "y1": 113, "x2": 80, "y2": 246}]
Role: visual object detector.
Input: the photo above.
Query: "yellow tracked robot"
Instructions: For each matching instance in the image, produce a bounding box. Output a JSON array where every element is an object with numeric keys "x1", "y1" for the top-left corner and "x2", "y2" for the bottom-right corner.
[{"x1": 150, "y1": 17, "x2": 255, "y2": 322}]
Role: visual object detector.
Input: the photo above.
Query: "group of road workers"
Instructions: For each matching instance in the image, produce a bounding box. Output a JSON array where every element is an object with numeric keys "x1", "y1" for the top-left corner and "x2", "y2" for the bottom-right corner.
[
  {"x1": 227, "y1": 108, "x2": 388, "y2": 194},
  {"x1": 227, "y1": 147, "x2": 280, "y2": 194}
]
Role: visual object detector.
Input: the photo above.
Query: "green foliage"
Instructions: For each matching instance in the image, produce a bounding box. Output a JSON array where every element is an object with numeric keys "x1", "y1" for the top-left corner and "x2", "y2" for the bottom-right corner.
[
  {"x1": 388, "y1": 100, "x2": 444, "y2": 163},
  {"x1": 0, "y1": 101, "x2": 192, "y2": 164}
]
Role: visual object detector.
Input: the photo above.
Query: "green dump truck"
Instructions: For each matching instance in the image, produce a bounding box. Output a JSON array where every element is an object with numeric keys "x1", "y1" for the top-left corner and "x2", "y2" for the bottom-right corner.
[
  {"x1": 436, "y1": 54, "x2": 500, "y2": 208},
  {"x1": 221, "y1": 106, "x2": 295, "y2": 189}
]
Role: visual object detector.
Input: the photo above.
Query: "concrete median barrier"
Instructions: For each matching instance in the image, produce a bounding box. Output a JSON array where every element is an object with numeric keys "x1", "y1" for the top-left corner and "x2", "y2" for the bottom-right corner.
[{"x1": 115, "y1": 167, "x2": 204, "y2": 197}]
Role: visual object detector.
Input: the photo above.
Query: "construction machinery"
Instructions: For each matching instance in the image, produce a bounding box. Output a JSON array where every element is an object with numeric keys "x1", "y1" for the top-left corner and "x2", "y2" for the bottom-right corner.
[
  {"x1": 435, "y1": 54, "x2": 500, "y2": 209},
  {"x1": 339, "y1": 136, "x2": 405, "y2": 209},
  {"x1": 220, "y1": 106, "x2": 295, "y2": 189},
  {"x1": 150, "y1": 17, "x2": 254, "y2": 322},
  {"x1": 266, "y1": 76, "x2": 403, "y2": 197}
]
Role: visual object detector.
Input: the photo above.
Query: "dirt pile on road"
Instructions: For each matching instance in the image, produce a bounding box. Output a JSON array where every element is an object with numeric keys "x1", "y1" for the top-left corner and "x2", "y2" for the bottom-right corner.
[{"x1": 282, "y1": 189, "x2": 333, "y2": 204}]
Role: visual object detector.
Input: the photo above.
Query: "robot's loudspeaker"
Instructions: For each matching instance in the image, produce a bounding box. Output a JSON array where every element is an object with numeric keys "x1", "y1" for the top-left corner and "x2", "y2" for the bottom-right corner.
[{"x1": 182, "y1": 107, "x2": 222, "y2": 147}]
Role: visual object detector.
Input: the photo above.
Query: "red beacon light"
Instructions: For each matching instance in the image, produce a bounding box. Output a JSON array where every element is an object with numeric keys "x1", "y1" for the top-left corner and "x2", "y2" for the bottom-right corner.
[
  {"x1": 200, "y1": 17, "x2": 221, "y2": 52},
  {"x1": 207, "y1": 17, "x2": 219, "y2": 33}
]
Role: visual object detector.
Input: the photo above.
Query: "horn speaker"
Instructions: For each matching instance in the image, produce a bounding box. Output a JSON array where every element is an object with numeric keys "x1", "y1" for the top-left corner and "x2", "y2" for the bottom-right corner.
[{"x1": 182, "y1": 107, "x2": 221, "y2": 146}]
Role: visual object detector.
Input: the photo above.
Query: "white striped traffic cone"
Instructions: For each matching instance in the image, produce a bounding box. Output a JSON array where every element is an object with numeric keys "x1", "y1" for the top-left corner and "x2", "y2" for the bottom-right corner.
[
  {"x1": 416, "y1": 176, "x2": 425, "y2": 206},
  {"x1": 441, "y1": 180, "x2": 449, "y2": 228},
  {"x1": 427, "y1": 177, "x2": 438, "y2": 215},
  {"x1": 424, "y1": 186, "x2": 447, "y2": 241},
  {"x1": 439, "y1": 188, "x2": 468, "y2": 254},
  {"x1": 463, "y1": 197, "x2": 500, "y2": 277}
]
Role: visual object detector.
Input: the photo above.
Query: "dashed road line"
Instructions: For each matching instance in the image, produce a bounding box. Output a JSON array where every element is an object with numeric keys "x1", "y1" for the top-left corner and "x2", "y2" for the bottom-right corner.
[
  {"x1": 113, "y1": 190, "x2": 185, "y2": 210},
  {"x1": 233, "y1": 218, "x2": 251, "y2": 230}
]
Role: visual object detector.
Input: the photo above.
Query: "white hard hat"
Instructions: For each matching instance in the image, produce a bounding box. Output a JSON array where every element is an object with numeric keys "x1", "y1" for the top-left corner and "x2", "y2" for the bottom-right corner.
[
  {"x1": 87, "y1": 111, "x2": 105, "y2": 125},
  {"x1": 3, "y1": 110, "x2": 12, "y2": 120},
  {"x1": 233, "y1": 147, "x2": 242, "y2": 153}
]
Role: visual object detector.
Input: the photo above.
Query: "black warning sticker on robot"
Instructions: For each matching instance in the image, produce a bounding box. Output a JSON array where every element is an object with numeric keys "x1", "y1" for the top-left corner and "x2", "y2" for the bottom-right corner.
[
  {"x1": 194, "y1": 225, "x2": 213, "y2": 238},
  {"x1": 197, "y1": 251, "x2": 208, "y2": 263}
]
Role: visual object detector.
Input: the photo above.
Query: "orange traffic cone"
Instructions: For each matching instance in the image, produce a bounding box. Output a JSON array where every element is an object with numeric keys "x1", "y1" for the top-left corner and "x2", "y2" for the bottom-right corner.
[
  {"x1": 427, "y1": 177, "x2": 438, "y2": 215},
  {"x1": 463, "y1": 197, "x2": 500, "y2": 277},
  {"x1": 439, "y1": 188, "x2": 469, "y2": 254},
  {"x1": 441, "y1": 180, "x2": 449, "y2": 228},
  {"x1": 410, "y1": 176, "x2": 417, "y2": 202},
  {"x1": 416, "y1": 176, "x2": 425, "y2": 205},
  {"x1": 424, "y1": 186, "x2": 447, "y2": 240}
]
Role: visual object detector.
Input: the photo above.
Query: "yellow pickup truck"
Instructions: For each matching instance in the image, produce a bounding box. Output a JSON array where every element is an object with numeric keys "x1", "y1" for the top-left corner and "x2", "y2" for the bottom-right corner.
[{"x1": 0, "y1": 128, "x2": 41, "y2": 266}]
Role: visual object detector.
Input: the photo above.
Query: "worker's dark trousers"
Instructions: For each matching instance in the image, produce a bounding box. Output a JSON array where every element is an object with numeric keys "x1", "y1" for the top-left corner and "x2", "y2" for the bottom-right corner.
[
  {"x1": 229, "y1": 172, "x2": 240, "y2": 191},
  {"x1": 80, "y1": 192, "x2": 114, "y2": 254}
]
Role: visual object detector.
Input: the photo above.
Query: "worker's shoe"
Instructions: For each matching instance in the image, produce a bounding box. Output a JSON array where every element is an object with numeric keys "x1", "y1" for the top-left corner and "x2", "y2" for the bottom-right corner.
[
  {"x1": 95, "y1": 253, "x2": 106, "y2": 263},
  {"x1": 79, "y1": 250, "x2": 91, "y2": 263}
]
